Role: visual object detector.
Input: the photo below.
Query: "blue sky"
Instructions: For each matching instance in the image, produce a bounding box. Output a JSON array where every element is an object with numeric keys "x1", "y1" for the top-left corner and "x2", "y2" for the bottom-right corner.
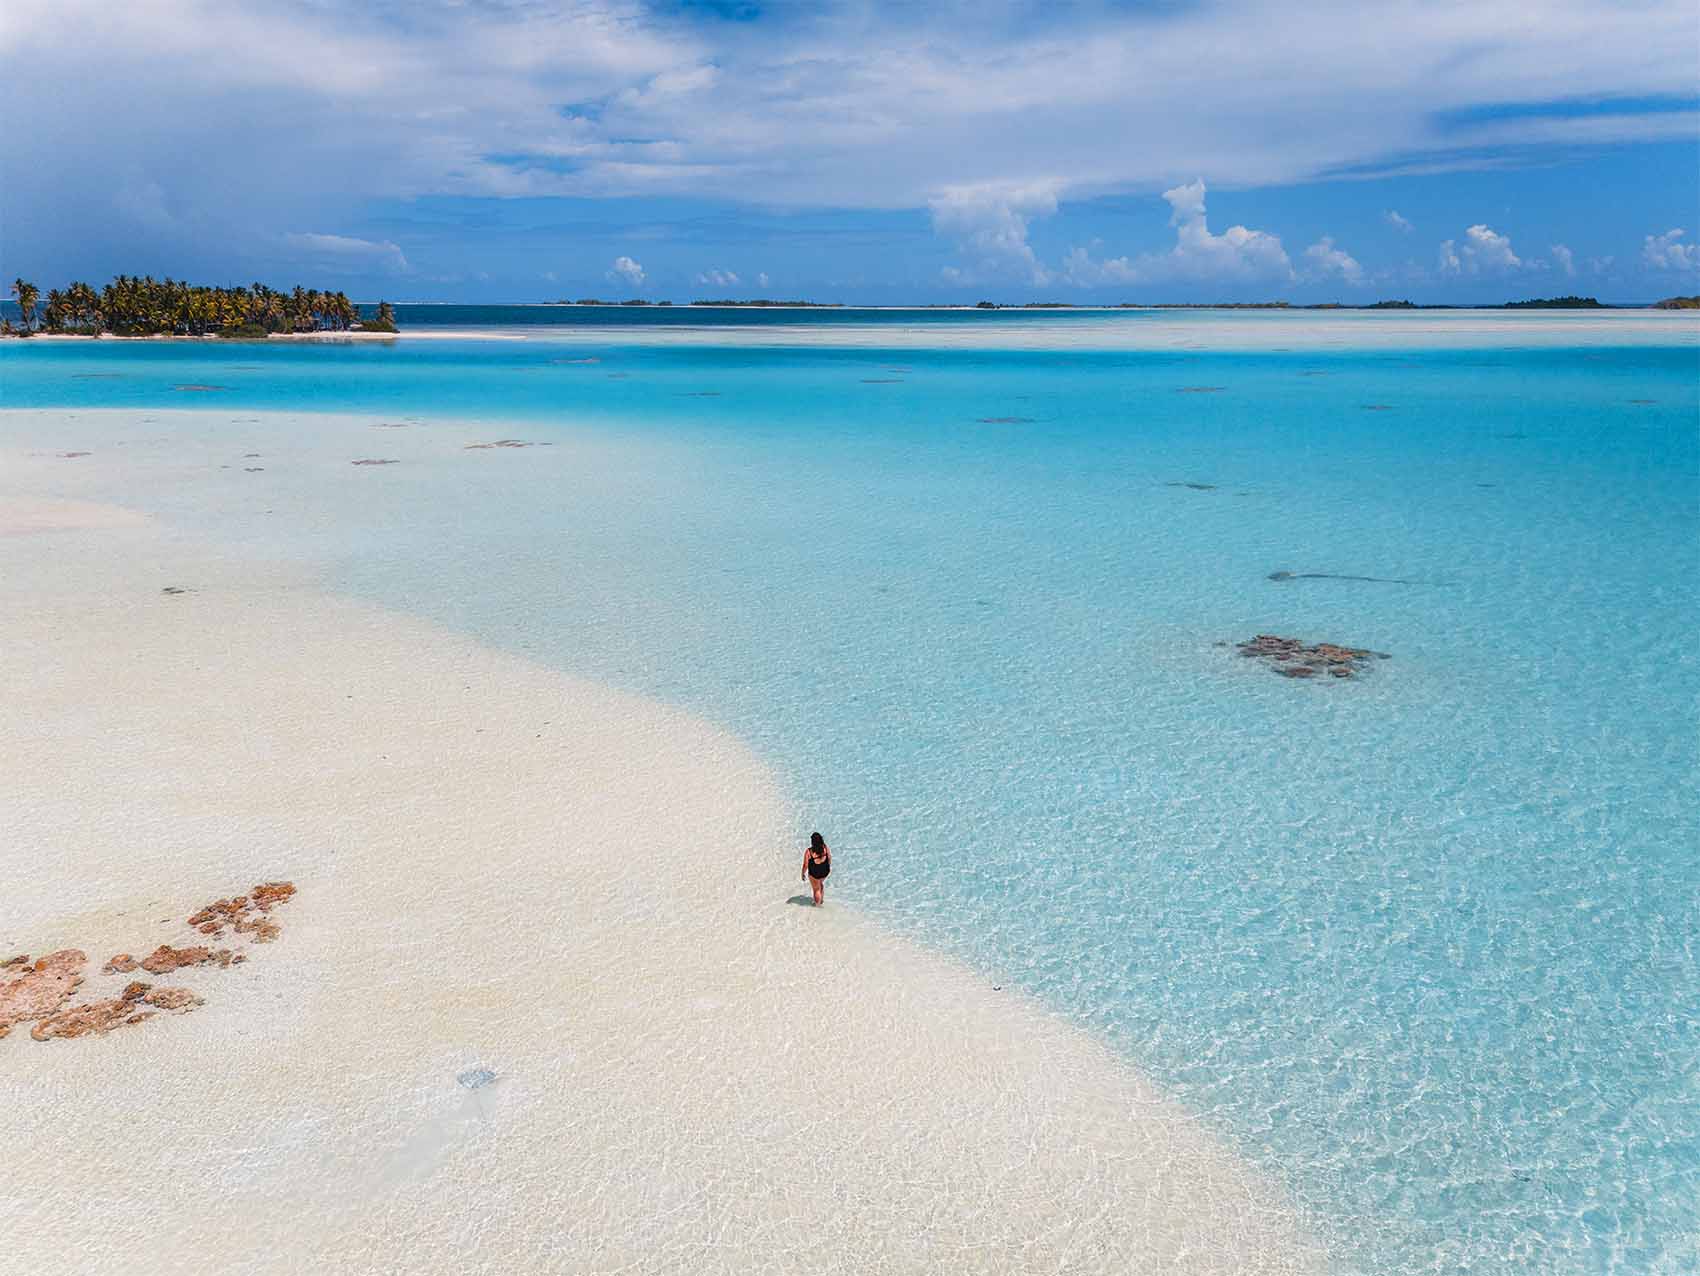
[{"x1": 3, "y1": 0, "x2": 1697, "y2": 303}]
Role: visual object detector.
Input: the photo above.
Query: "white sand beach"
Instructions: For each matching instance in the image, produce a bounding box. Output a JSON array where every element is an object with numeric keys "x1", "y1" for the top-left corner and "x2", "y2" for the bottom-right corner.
[{"x1": 1, "y1": 409, "x2": 1322, "y2": 1275}]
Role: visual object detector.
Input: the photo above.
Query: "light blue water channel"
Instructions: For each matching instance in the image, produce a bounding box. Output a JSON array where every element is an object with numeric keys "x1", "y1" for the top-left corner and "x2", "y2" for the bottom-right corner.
[{"x1": 3, "y1": 319, "x2": 1696, "y2": 1273}]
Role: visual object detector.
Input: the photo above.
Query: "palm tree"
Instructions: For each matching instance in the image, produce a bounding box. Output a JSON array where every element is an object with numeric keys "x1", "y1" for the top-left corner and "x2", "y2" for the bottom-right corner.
[{"x1": 12, "y1": 279, "x2": 39, "y2": 331}]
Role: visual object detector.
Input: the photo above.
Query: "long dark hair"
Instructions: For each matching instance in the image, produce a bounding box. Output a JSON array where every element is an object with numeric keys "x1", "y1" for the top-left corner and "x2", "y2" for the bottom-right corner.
[{"x1": 809, "y1": 831, "x2": 826, "y2": 853}]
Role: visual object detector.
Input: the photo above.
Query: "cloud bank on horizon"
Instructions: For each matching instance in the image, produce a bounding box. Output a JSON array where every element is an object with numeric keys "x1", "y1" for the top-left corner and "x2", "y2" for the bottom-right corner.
[{"x1": 3, "y1": 0, "x2": 1697, "y2": 301}]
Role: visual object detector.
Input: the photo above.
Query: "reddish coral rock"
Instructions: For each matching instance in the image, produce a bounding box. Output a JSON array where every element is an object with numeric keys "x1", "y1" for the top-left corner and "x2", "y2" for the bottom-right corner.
[
  {"x1": 142, "y1": 987, "x2": 203, "y2": 1013},
  {"x1": 10, "y1": 880, "x2": 293, "y2": 1045},
  {"x1": 187, "y1": 885, "x2": 293, "y2": 946},
  {"x1": 251, "y1": 881, "x2": 296, "y2": 911},
  {"x1": 138, "y1": 944, "x2": 233, "y2": 974},
  {"x1": 0, "y1": 949, "x2": 86, "y2": 1038},
  {"x1": 30, "y1": 997, "x2": 137, "y2": 1040}
]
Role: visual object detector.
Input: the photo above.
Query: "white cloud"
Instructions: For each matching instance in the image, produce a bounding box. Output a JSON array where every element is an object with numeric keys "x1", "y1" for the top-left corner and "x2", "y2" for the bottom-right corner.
[
  {"x1": 1642, "y1": 228, "x2": 1697, "y2": 271},
  {"x1": 1550, "y1": 244, "x2": 1575, "y2": 277},
  {"x1": 1156, "y1": 179, "x2": 1292, "y2": 281},
  {"x1": 695, "y1": 268, "x2": 739, "y2": 287},
  {"x1": 1587, "y1": 255, "x2": 1615, "y2": 274},
  {"x1": 1438, "y1": 223, "x2": 1522, "y2": 275},
  {"x1": 1053, "y1": 181, "x2": 1291, "y2": 289},
  {"x1": 756, "y1": 271, "x2": 770, "y2": 289},
  {"x1": 1384, "y1": 210, "x2": 1412, "y2": 233},
  {"x1": 608, "y1": 255, "x2": 646, "y2": 288},
  {"x1": 283, "y1": 231, "x2": 408, "y2": 273},
  {"x1": 5, "y1": 0, "x2": 1699, "y2": 288},
  {"x1": 1060, "y1": 243, "x2": 1139, "y2": 286},
  {"x1": 928, "y1": 181, "x2": 1059, "y2": 285},
  {"x1": 1303, "y1": 235, "x2": 1365, "y2": 284}
]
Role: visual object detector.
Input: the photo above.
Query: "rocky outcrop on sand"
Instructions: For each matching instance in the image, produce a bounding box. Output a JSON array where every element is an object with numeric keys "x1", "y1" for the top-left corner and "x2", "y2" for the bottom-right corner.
[
  {"x1": 1235, "y1": 634, "x2": 1390, "y2": 679},
  {"x1": 186, "y1": 881, "x2": 293, "y2": 942},
  {"x1": 0, "y1": 950, "x2": 86, "y2": 1039},
  {"x1": 29, "y1": 981, "x2": 204, "y2": 1040},
  {"x1": 137, "y1": 944, "x2": 244, "y2": 974},
  {"x1": 1, "y1": 881, "x2": 294, "y2": 1046}
]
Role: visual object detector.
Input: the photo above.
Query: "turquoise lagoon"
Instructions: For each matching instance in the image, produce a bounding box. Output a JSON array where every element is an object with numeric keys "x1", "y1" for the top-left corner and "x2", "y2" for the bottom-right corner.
[{"x1": 3, "y1": 311, "x2": 1697, "y2": 1273}]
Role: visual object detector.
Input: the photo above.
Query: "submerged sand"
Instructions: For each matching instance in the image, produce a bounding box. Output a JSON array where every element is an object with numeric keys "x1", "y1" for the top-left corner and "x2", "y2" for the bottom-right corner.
[
  {"x1": 0, "y1": 410, "x2": 1322, "y2": 1274},
  {"x1": 384, "y1": 307, "x2": 1700, "y2": 350}
]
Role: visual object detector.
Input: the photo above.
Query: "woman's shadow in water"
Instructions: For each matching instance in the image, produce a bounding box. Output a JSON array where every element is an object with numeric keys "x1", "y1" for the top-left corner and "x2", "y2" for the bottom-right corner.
[{"x1": 785, "y1": 895, "x2": 817, "y2": 907}]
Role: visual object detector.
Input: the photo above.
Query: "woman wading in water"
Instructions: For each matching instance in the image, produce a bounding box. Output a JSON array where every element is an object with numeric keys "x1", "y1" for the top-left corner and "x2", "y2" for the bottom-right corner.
[{"x1": 801, "y1": 832, "x2": 831, "y2": 906}]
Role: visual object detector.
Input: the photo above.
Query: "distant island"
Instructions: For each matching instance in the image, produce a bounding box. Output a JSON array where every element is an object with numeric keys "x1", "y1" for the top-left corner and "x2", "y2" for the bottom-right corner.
[
  {"x1": 557, "y1": 298, "x2": 848, "y2": 308},
  {"x1": 4, "y1": 276, "x2": 396, "y2": 337},
  {"x1": 11, "y1": 284, "x2": 1694, "y2": 334},
  {"x1": 1502, "y1": 296, "x2": 1605, "y2": 309},
  {"x1": 689, "y1": 299, "x2": 844, "y2": 308}
]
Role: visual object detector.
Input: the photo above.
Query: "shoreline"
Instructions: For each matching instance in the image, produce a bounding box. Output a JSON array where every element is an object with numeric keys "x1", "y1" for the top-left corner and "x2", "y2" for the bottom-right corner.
[
  {"x1": 0, "y1": 409, "x2": 1323, "y2": 1274},
  {"x1": 2, "y1": 307, "x2": 1693, "y2": 355},
  {"x1": 4, "y1": 329, "x2": 401, "y2": 343}
]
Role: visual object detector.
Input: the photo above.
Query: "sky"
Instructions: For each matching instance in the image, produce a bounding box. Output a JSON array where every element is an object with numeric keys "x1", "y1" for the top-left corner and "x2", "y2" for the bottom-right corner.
[{"x1": 2, "y1": 0, "x2": 1697, "y2": 304}]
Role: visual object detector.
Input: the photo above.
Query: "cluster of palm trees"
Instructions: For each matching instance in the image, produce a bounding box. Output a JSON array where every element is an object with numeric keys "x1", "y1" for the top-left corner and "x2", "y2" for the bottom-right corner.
[{"x1": 7, "y1": 276, "x2": 385, "y2": 336}]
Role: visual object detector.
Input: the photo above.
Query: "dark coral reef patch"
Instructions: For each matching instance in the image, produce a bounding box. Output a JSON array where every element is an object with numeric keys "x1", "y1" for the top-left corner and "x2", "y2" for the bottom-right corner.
[{"x1": 1235, "y1": 634, "x2": 1389, "y2": 679}]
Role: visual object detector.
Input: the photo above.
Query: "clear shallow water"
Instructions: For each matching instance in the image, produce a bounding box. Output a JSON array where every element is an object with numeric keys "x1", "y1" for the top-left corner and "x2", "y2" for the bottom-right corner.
[{"x1": 4, "y1": 320, "x2": 1698, "y2": 1273}]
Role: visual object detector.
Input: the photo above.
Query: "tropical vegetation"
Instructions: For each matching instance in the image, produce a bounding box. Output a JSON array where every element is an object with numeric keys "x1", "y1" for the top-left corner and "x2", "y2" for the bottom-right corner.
[
  {"x1": 363, "y1": 300, "x2": 399, "y2": 333},
  {"x1": 4, "y1": 276, "x2": 394, "y2": 336}
]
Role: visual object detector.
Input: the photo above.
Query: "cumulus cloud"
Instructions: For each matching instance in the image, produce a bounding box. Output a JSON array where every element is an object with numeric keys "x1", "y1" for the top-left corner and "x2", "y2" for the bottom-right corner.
[
  {"x1": 1550, "y1": 244, "x2": 1575, "y2": 277},
  {"x1": 757, "y1": 271, "x2": 770, "y2": 289},
  {"x1": 5, "y1": 1, "x2": 1698, "y2": 288},
  {"x1": 1053, "y1": 181, "x2": 1291, "y2": 288},
  {"x1": 695, "y1": 267, "x2": 739, "y2": 287},
  {"x1": 929, "y1": 181, "x2": 1059, "y2": 284},
  {"x1": 1642, "y1": 228, "x2": 1697, "y2": 270},
  {"x1": 1438, "y1": 223, "x2": 1522, "y2": 275},
  {"x1": 1384, "y1": 210, "x2": 1413, "y2": 233},
  {"x1": 284, "y1": 232, "x2": 408, "y2": 273},
  {"x1": 11, "y1": 0, "x2": 1690, "y2": 216},
  {"x1": 1303, "y1": 235, "x2": 1364, "y2": 284},
  {"x1": 608, "y1": 255, "x2": 646, "y2": 287},
  {"x1": 1155, "y1": 179, "x2": 1291, "y2": 281},
  {"x1": 1059, "y1": 243, "x2": 1139, "y2": 286}
]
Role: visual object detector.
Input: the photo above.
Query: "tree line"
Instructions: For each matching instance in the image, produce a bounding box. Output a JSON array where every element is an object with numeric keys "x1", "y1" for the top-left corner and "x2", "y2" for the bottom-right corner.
[{"x1": 6, "y1": 276, "x2": 397, "y2": 336}]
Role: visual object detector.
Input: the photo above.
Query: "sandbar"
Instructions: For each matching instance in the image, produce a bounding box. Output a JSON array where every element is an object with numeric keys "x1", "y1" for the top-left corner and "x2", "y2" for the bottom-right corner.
[{"x1": 0, "y1": 409, "x2": 1322, "y2": 1274}]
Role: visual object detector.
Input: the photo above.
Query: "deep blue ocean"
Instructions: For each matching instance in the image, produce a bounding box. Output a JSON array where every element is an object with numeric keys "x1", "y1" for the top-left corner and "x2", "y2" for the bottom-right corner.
[{"x1": 3, "y1": 311, "x2": 1696, "y2": 1273}]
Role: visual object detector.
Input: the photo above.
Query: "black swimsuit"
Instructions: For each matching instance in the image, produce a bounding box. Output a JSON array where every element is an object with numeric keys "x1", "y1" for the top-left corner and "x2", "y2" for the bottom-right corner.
[{"x1": 807, "y1": 850, "x2": 831, "y2": 880}]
